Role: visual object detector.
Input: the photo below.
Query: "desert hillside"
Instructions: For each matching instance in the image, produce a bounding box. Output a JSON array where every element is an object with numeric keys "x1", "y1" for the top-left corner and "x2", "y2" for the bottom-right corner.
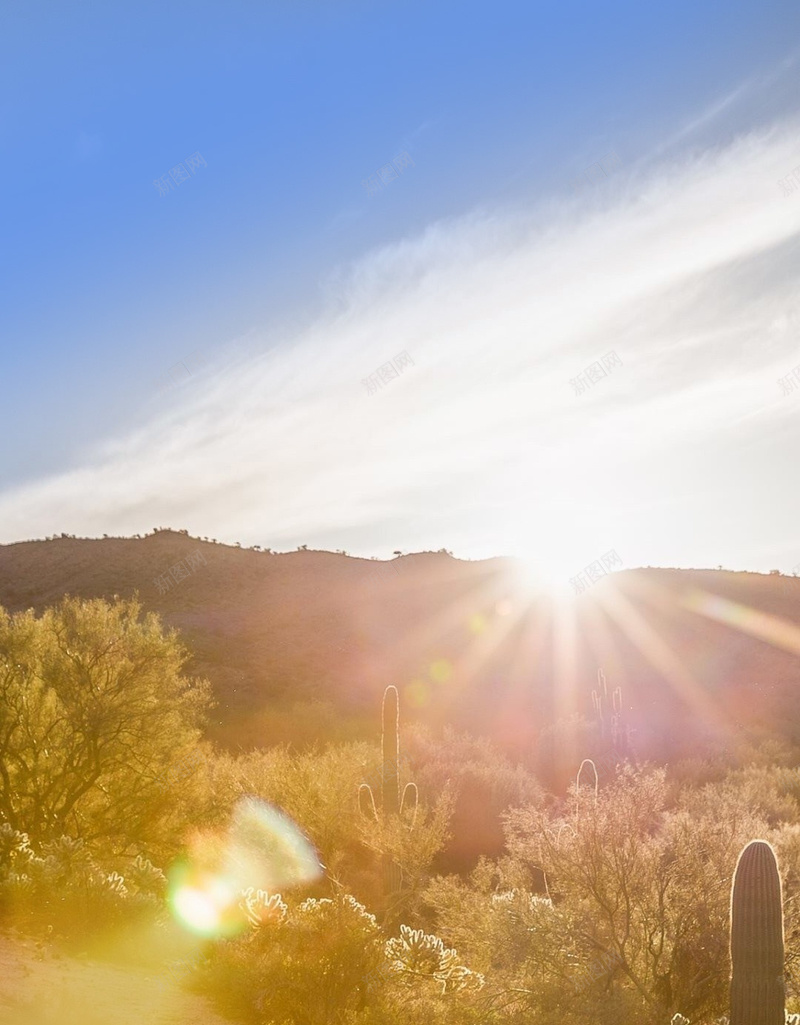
[{"x1": 1, "y1": 531, "x2": 799, "y2": 781}]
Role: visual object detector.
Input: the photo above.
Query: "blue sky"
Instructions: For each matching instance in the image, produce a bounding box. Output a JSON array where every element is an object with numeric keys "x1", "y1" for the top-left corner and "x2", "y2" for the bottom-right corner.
[{"x1": 1, "y1": 1, "x2": 799, "y2": 579}]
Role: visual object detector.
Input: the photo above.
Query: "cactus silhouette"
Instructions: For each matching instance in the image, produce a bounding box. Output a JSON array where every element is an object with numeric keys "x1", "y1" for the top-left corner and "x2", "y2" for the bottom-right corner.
[
  {"x1": 592, "y1": 668, "x2": 608, "y2": 742},
  {"x1": 576, "y1": 758, "x2": 598, "y2": 799},
  {"x1": 574, "y1": 757, "x2": 598, "y2": 828},
  {"x1": 359, "y1": 685, "x2": 417, "y2": 900},
  {"x1": 592, "y1": 668, "x2": 631, "y2": 763},
  {"x1": 730, "y1": 839, "x2": 785, "y2": 1025}
]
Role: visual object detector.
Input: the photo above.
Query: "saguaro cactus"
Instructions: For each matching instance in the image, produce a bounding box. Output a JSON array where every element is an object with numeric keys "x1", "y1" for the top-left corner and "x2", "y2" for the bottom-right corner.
[
  {"x1": 359, "y1": 685, "x2": 418, "y2": 898},
  {"x1": 610, "y1": 683, "x2": 629, "y2": 756},
  {"x1": 592, "y1": 668, "x2": 608, "y2": 742},
  {"x1": 730, "y1": 839, "x2": 785, "y2": 1025},
  {"x1": 592, "y1": 668, "x2": 632, "y2": 762}
]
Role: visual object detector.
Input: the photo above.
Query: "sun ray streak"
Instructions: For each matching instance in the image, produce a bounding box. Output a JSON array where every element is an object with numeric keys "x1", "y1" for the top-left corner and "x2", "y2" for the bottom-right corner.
[
  {"x1": 682, "y1": 588, "x2": 800, "y2": 656},
  {"x1": 593, "y1": 584, "x2": 729, "y2": 732}
]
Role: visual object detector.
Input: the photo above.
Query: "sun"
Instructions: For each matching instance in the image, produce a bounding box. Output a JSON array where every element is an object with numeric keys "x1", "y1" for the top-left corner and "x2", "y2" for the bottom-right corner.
[
  {"x1": 490, "y1": 505, "x2": 588, "y2": 600},
  {"x1": 510, "y1": 552, "x2": 577, "y2": 599}
]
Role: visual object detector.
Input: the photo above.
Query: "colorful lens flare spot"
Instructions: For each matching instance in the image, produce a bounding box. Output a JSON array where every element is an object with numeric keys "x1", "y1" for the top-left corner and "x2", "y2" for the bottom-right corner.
[
  {"x1": 429, "y1": 658, "x2": 452, "y2": 683},
  {"x1": 227, "y1": 798, "x2": 324, "y2": 890},
  {"x1": 169, "y1": 864, "x2": 244, "y2": 938},
  {"x1": 404, "y1": 678, "x2": 430, "y2": 708},
  {"x1": 168, "y1": 798, "x2": 323, "y2": 937},
  {"x1": 468, "y1": 613, "x2": 487, "y2": 635}
]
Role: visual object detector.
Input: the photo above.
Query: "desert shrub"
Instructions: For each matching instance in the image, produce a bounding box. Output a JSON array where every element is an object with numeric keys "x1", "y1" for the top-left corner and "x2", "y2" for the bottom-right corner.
[
  {"x1": 197, "y1": 888, "x2": 485, "y2": 1025},
  {"x1": 407, "y1": 725, "x2": 544, "y2": 873},
  {"x1": 0, "y1": 596, "x2": 213, "y2": 858},
  {"x1": 0, "y1": 821, "x2": 168, "y2": 940},
  {"x1": 207, "y1": 742, "x2": 454, "y2": 922},
  {"x1": 499, "y1": 764, "x2": 773, "y2": 1023}
]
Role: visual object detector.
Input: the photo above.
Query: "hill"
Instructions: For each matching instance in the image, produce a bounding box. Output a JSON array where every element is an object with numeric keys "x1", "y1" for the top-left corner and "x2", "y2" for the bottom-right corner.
[{"x1": 1, "y1": 531, "x2": 799, "y2": 785}]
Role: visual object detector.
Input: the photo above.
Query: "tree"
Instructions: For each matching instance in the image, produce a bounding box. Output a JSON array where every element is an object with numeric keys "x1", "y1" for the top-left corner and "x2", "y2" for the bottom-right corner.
[
  {"x1": 0, "y1": 596, "x2": 213, "y2": 857},
  {"x1": 502, "y1": 766, "x2": 771, "y2": 1022}
]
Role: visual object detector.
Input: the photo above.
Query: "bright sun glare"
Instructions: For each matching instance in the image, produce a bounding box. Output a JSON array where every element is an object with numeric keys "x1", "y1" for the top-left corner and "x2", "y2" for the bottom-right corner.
[
  {"x1": 512, "y1": 554, "x2": 577, "y2": 599},
  {"x1": 173, "y1": 877, "x2": 238, "y2": 936}
]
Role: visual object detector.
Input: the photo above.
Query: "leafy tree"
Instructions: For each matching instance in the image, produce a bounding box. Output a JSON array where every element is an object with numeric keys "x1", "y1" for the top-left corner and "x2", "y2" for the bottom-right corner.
[
  {"x1": 503, "y1": 765, "x2": 771, "y2": 1022},
  {"x1": 0, "y1": 596, "x2": 213, "y2": 856}
]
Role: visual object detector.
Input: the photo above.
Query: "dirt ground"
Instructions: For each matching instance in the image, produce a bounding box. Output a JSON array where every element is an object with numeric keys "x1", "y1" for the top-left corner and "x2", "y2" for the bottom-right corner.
[{"x1": 0, "y1": 931, "x2": 237, "y2": 1025}]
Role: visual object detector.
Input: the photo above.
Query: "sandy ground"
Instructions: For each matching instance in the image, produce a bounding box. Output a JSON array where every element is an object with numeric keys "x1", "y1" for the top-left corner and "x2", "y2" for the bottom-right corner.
[{"x1": 0, "y1": 932, "x2": 237, "y2": 1025}]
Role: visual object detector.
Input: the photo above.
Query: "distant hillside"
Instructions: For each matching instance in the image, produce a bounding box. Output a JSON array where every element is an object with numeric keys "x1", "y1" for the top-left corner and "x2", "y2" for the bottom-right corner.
[{"x1": 1, "y1": 531, "x2": 799, "y2": 784}]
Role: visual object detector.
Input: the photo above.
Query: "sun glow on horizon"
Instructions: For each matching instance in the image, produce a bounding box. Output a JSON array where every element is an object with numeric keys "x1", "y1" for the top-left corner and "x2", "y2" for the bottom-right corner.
[{"x1": 510, "y1": 554, "x2": 579, "y2": 599}]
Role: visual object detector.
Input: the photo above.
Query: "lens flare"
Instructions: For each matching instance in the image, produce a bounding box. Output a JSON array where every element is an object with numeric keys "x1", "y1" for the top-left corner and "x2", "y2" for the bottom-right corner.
[
  {"x1": 174, "y1": 880, "x2": 232, "y2": 934},
  {"x1": 683, "y1": 588, "x2": 800, "y2": 656},
  {"x1": 226, "y1": 798, "x2": 324, "y2": 891},
  {"x1": 429, "y1": 658, "x2": 452, "y2": 683},
  {"x1": 468, "y1": 613, "x2": 487, "y2": 635},
  {"x1": 404, "y1": 678, "x2": 430, "y2": 708},
  {"x1": 168, "y1": 798, "x2": 323, "y2": 938},
  {"x1": 169, "y1": 863, "x2": 243, "y2": 938}
]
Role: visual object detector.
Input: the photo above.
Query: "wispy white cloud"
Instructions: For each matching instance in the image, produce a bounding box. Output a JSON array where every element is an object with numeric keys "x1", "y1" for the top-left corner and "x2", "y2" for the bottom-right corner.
[{"x1": 2, "y1": 106, "x2": 800, "y2": 577}]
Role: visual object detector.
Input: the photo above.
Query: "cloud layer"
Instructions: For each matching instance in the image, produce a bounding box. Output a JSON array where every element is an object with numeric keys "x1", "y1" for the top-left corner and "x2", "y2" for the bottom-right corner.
[{"x1": 3, "y1": 104, "x2": 800, "y2": 577}]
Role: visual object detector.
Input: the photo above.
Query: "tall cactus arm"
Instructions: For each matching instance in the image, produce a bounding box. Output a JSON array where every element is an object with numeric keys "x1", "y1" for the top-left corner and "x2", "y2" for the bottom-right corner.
[
  {"x1": 359, "y1": 784, "x2": 379, "y2": 822},
  {"x1": 382, "y1": 685, "x2": 401, "y2": 818},
  {"x1": 576, "y1": 758, "x2": 599, "y2": 802},
  {"x1": 400, "y1": 782, "x2": 419, "y2": 828}
]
